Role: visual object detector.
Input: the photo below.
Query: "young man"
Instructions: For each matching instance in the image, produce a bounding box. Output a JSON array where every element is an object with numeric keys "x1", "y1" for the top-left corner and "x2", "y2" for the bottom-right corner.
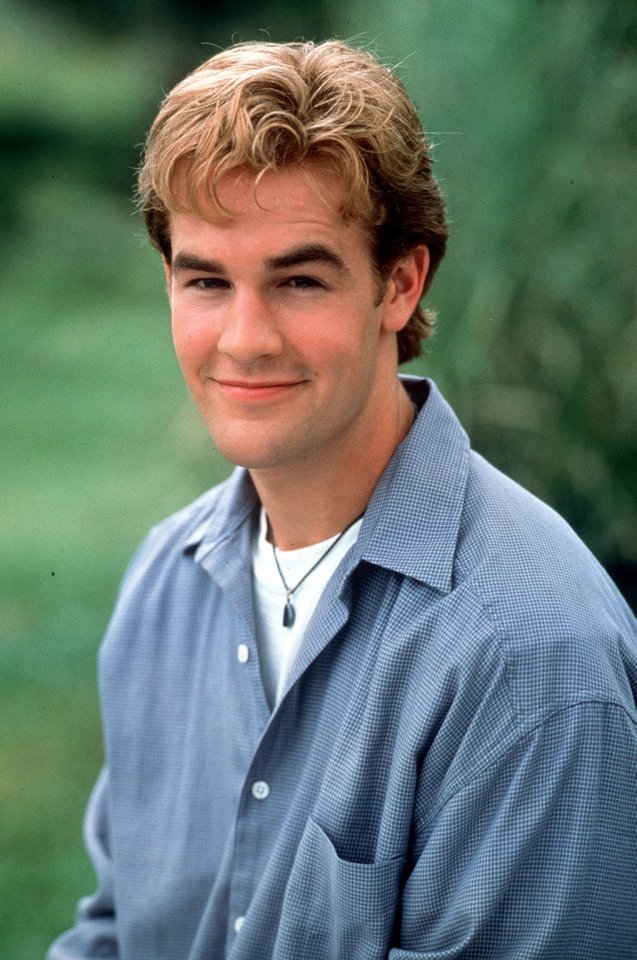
[{"x1": 49, "y1": 41, "x2": 637, "y2": 959}]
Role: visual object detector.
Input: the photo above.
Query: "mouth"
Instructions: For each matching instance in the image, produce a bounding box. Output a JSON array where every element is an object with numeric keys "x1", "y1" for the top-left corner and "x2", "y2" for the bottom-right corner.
[{"x1": 212, "y1": 378, "x2": 306, "y2": 401}]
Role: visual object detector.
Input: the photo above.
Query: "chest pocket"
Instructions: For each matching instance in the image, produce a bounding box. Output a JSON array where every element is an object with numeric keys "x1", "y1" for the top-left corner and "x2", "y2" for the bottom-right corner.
[{"x1": 273, "y1": 816, "x2": 405, "y2": 959}]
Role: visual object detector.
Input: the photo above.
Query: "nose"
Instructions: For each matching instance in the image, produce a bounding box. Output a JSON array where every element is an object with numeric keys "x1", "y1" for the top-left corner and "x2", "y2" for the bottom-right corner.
[{"x1": 217, "y1": 290, "x2": 283, "y2": 363}]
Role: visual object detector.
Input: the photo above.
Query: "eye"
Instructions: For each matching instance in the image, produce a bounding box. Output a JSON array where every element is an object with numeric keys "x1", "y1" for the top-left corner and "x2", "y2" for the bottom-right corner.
[
  {"x1": 188, "y1": 277, "x2": 229, "y2": 290},
  {"x1": 284, "y1": 275, "x2": 325, "y2": 290}
]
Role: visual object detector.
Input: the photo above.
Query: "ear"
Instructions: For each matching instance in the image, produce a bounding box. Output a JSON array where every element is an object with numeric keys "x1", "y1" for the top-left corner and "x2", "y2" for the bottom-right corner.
[
  {"x1": 380, "y1": 245, "x2": 430, "y2": 333},
  {"x1": 162, "y1": 256, "x2": 173, "y2": 301}
]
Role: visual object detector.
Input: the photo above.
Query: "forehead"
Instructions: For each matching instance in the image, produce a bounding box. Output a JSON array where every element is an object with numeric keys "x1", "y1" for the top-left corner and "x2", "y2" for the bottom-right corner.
[
  {"x1": 168, "y1": 162, "x2": 375, "y2": 259},
  {"x1": 219, "y1": 163, "x2": 345, "y2": 219}
]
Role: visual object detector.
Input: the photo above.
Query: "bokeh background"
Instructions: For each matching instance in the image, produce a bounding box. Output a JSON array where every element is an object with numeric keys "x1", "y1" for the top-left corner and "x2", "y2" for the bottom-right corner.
[{"x1": 2, "y1": 0, "x2": 635, "y2": 954}]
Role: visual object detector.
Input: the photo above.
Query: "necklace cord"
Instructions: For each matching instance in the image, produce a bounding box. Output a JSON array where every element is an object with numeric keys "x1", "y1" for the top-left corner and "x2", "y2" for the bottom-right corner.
[
  {"x1": 270, "y1": 512, "x2": 363, "y2": 598},
  {"x1": 269, "y1": 513, "x2": 364, "y2": 627}
]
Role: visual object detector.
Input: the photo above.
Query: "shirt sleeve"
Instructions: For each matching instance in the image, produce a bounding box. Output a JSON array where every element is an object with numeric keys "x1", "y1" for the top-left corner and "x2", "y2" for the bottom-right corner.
[
  {"x1": 390, "y1": 701, "x2": 637, "y2": 959},
  {"x1": 46, "y1": 767, "x2": 118, "y2": 959}
]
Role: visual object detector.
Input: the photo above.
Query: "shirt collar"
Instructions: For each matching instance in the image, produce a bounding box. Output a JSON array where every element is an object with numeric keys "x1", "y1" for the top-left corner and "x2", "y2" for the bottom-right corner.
[
  {"x1": 357, "y1": 377, "x2": 469, "y2": 592},
  {"x1": 182, "y1": 466, "x2": 259, "y2": 558},
  {"x1": 182, "y1": 377, "x2": 470, "y2": 593}
]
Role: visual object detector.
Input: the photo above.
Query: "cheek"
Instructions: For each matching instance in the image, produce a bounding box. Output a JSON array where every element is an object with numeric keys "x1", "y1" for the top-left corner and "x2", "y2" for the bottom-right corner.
[
  {"x1": 171, "y1": 310, "x2": 216, "y2": 368},
  {"x1": 299, "y1": 308, "x2": 375, "y2": 362},
  {"x1": 170, "y1": 322, "x2": 193, "y2": 370}
]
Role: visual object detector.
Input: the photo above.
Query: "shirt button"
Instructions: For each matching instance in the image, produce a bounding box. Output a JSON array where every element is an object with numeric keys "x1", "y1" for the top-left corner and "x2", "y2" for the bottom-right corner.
[
  {"x1": 251, "y1": 780, "x2": 270, "y2": 800},
  {"x1": 237, "y1": 644, "x2": 249, "y2": 663},
  {"x1": 234, "y1": 916, "x2": 246, "y2": 933}
]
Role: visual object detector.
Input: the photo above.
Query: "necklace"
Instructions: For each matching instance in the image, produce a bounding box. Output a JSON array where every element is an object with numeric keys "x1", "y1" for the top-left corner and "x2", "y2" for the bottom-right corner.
[{"x1": 269, "y1": 514, "x2": 363, "y2": 627}]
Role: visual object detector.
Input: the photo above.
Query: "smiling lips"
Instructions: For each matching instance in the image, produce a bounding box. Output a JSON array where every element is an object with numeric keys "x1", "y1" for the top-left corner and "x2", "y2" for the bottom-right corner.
[{"x1": 213, "y1": 378, "x2": 305, "y2": 401}]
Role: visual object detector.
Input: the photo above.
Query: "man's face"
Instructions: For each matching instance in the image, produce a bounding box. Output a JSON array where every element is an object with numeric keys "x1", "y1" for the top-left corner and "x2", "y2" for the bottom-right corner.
[{"x1": 165, "y1": 163, "x2": 423, "y2": 475}]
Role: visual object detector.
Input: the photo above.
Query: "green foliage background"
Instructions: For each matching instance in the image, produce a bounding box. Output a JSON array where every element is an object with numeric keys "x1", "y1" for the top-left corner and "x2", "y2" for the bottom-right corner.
[{"x1": 1, "y1": 0, "x2": 635, "y2": 954}]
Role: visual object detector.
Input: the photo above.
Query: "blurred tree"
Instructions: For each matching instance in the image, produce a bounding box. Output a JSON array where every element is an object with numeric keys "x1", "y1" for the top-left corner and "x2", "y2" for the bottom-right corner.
[
  {"x1": 36, "y1": 0, "x2": 329, "y2": 39},
  {"x1": 1, "y1": 0, "x2": 333, "y2": 225},
  {"x1": 333, "y1": 0, "x2": 637, "y2": 606}
]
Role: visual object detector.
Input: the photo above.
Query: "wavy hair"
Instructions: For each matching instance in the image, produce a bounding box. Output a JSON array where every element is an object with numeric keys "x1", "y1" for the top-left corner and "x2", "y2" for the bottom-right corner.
[{"x1": 137, "y1": 40, "x2": 448, "y2": 363}]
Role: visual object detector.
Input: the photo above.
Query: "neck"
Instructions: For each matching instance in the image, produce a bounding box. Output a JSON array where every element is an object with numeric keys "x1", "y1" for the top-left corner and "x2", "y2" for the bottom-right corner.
[{"x1": 251, "y1": 379, "x2": 415, "y2": 550}]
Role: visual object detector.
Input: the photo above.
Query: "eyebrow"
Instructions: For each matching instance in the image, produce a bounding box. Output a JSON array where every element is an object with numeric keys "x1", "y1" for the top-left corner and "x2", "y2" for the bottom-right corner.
[
  {"x1": 264, "y1": 244, "x2": 348, "y2": 275},
  {"x1": 171, "y1": 252, "x2": 225, "y2": 275},
  {"x1": 170, "y1": 244, "x2": 348, "y2": 277}
]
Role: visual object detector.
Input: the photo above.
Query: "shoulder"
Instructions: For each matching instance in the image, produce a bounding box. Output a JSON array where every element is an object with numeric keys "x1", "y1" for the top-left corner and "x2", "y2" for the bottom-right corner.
[
  {"x1": 97, "y1": 469, "x2": 255, "y2": 672},
  {"x1": 452, "y1": 450, "x2": 636, "y2": 722}
]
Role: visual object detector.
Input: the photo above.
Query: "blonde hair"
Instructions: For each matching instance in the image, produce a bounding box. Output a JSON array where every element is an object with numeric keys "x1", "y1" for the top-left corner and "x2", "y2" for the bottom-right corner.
[{"x1": 138, "y1": 40, "x2": 448, "y2": 363}]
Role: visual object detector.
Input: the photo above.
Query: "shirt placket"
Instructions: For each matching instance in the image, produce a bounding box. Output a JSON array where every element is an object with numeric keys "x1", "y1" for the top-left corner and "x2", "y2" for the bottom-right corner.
[{"x1": 226, "y1": 743, "x2": 277, "y2": 946}]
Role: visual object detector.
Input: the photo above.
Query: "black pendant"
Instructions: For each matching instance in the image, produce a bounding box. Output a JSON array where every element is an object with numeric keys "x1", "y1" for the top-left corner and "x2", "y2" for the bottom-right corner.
[{"x1": 283, "y1": 599, "x2": 296, "y2": 628}]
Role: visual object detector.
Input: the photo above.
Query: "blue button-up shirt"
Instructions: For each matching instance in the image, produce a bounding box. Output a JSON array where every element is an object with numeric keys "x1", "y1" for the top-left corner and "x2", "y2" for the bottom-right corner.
[{"x1": 49, "y1": 378, "x2": 637, "y2": 959}]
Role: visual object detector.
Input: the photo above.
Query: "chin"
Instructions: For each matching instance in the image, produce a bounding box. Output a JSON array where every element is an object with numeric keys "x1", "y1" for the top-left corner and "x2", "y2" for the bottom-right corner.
[
  {"x1": 206, "y1": 419, "x2": 314, "y2": 471},
  {"x1": 207, "y1": 433, "x2": 291, "y2": 471}
]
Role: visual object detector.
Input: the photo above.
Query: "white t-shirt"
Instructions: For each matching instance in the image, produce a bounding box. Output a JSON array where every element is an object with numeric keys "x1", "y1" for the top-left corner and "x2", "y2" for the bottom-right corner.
[{"x1": 251, "y1": 508, "x2": 363, "y2": 709}]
